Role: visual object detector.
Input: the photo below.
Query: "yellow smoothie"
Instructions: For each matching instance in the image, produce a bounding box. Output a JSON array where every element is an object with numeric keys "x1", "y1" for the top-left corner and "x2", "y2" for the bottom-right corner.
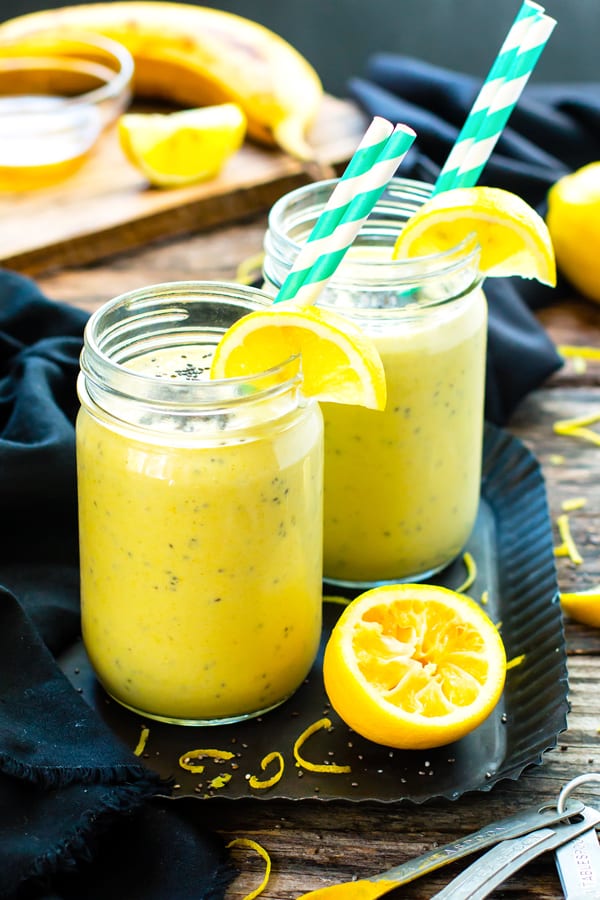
[
  {"x1": 77, "y1": 343, "x2": 323, "y2": 724},
  {"x1": 322, "y1": 285, "x2": 487, "y2": 584}
]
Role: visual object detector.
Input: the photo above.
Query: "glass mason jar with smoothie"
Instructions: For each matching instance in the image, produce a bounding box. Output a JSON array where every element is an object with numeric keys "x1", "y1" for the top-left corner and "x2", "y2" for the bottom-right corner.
[
  {"x1": 76, "y1": 282, "x2": 324, "y2": 725},
  {"x1": 263, "y1": 177, "x2": 487, "y2": 588}
]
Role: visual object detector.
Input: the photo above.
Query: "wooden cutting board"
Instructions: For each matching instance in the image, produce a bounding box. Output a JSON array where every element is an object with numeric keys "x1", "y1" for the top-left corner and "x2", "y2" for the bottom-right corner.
[{"x1": 0, "y1": 95, "x2": 367, "y2": 277}]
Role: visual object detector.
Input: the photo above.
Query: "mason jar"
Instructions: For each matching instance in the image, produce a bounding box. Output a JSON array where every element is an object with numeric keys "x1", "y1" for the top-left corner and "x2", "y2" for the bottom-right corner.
[
  {"x1": 76, "y1": 281, "x2": 324, "y2": 725},
  {"x1": 263, "y1": 178, "x2": 487, "y2": 588}
]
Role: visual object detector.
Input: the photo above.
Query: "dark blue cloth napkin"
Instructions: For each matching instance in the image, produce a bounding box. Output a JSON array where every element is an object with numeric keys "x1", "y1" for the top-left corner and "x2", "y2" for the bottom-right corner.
[
  {"x1": 348, "y1": 54, "x2": 600, "y2": 422},
  {"x1": 0, "y1": 271, "x2": 234, "y2": 900}
]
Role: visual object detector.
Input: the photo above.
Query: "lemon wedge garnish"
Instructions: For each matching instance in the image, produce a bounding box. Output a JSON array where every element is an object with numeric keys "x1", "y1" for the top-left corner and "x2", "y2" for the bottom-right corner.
[
  {"x1": 323, "y1": 583, "x2": 506, "y2": 750},
  {"x1": 209, "y1": 304, "x2": 386, "y2": 410},
  {"x1": 560, "y1": 588, "x2": 600, "y2": 629},
  {"x1": 118, "y1": 103, "x2": 246, "y2": 188},
  {"x1": 392, "y1": 186, "x2": 556, "y2": 286}
]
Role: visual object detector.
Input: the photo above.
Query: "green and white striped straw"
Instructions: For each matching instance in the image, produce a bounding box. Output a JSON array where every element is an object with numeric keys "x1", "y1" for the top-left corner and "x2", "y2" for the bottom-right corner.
[
  {"x1": 274, "y1": 118, "x2": 416, "y2": 306},
  {"x1": 433, "y1": 0, "x2": 544, "y2": 194},
  {"x1": 446, "y1": 12, "x2": 555, "y2": 191}
]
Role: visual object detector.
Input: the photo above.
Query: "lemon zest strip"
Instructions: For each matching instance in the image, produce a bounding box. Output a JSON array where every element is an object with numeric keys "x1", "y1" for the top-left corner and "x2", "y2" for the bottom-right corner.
[
  {"x1": 561, "y1": 497, "x2": 587, "y2": 512},
  {"x1": 506, "y1": 653, "x2": 526, "y2": 670},
  {"x1": 553, "y1": 412, "x2": 600, "y2": 447},
  {"x1": 249, "y1": 751, "x2": 285, "y2": 790},
  {"x1": 179, "y1": 747, "x2": 235, "y2": 773},
  {"x1": 293, "y1": 717, "x2": 351, "y2": 774},
  {"x1": 133, "y1": 726, "x2": 150, "y2": 757},
  {"x1": 549, "y1": 454, "x2": 565, "y2": 465},
  {"x1": 455, "y1": 551, "x2": 477, "y2": 593},
  {"x1": 480, "y1": 590, "x2": 489, "y2": 605},
  {"x1": 235, "y1": 251, "x2": 266, "y2": 285},
  {"x1": 555, "y1": 513, "x2": 583, "y2": 565},
  {"x1": 323, "y1": 595, "x2": 352, "y2": 607},
  {"x1": 561, "y1": 588, "x2": 600, "y2": 601},
  {"x1": 209, "y1": 773, "x2": 232, "y2": 789},
  {"x1": 226, "y1": 837, "x2": 271, "y2": 900},
  {"x1": 558, "y1": 344, "x2": 600, "y2": 360}
]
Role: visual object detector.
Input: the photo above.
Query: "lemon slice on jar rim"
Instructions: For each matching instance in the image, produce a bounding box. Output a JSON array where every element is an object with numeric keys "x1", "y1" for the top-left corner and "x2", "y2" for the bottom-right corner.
[
  {"x1": 392, "y1": 186, "x2": 556, "y2": 286},
  {"x1": 209, "y1": 303, "x2": 387, "y2": 410}
]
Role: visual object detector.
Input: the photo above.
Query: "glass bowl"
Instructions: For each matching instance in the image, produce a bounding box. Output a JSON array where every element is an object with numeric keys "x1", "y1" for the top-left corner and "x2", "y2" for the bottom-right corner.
[{"x1": 0, "y1": 31, "x2": 134, "y2": 190}]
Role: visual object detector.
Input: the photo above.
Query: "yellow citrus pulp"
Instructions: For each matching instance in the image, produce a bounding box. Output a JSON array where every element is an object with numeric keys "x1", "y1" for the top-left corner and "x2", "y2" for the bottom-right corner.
[
  {"x1": 323, "y1": 583, "x2": 506, "y2": 750},
  {"x1": 546, "y1": 162, "x2": 600, "y2": 302},
  {"x1": 209, "y1": 304, "x2": 387, "y2": 410},
  {"x1": 392, "y1": 186, "x2": 556, "y2": 286},
  {"x1": 117, "y1": 102, "x2": 246, "y2": 187},
  {"x1": 560, "y1": 589, "x2": 600, "y2": 629}
]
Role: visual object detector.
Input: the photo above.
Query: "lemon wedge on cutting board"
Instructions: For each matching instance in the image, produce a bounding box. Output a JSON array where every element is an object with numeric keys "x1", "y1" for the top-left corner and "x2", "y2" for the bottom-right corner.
[
  {"x1": 118, "y1": 102, "x2": 247, "y2": 188},
  {"x1": 392, "y1": 186, "x2": 556, "y2": 286}
]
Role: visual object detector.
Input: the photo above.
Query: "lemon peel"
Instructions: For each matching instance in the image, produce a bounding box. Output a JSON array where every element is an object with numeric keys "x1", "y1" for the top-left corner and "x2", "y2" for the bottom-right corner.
[
  {"x1": 506, "y1": 654, "x2": 526, "y2": 670},
  {"x1": 248, "y1": 751, "x2": 285, "y2": 789},
  {"x1": 323, "y1": 595, "x2": 352, "y2": 607},
  {"x1": 209, "y1": 773, "x2": 232, "y2": 789},
  {"x1": 553, "y1": 412, "x2": 600, "y2": 447},
  {"x1": 559, "y1": 345, "x2": 600, "y2": 361},
  {"x1": 235, "y1": 252, "x2": 266, "y2": 285},
  {"x1": 561, "y1": 497, "x2": 587, "y2": 512},
  {"x1": 226, "y1": 837, "x2": 272, "y2": 900},
  {"x1": 392, "y1": 186, "x2": 556, "y2": 285},
  {"x1": 554, "y1": 514, "x2": 583, "y2": 565},
  {"x1": 560, "y1": 588, "x2": 600, "y2": 628},
  {"x1": 455, "y1": 551, "x2": 477, "y2": 593},
  {"x1": 133, "y1": 726, "x2": 150, "y2": 757},
  {"x1": 293, "y1": 718, "x2": 351, "y2": 774},
  {"x1": 178, "y1": 747, "x2": 235, "y2": 774}
]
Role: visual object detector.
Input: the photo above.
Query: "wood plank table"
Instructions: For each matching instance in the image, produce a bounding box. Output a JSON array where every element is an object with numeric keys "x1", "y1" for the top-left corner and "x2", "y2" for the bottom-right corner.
[{"x1": 33, "y1": 209, "x2": 600, "y2": 900}]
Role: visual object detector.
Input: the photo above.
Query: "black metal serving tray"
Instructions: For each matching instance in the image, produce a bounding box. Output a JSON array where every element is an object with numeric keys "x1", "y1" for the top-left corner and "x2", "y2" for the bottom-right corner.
[{"x1": 60, "y1": 422, "x2": 569, "y2": 803}]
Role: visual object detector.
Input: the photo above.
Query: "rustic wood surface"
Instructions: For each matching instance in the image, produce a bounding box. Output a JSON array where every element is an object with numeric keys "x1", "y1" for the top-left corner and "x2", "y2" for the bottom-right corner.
[
  {"x1": 0, "y1": 94, "x2": 365, "y2": 277},
  {"x1": 35, "y1": 215, "x2": 600, "y2": 900}
]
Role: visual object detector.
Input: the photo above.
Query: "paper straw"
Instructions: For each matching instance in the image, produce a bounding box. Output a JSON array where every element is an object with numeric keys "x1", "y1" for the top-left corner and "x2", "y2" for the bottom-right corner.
[
  {"x1": 444, "y1": 12, "x2": 556, "y2": 191},
  {"x1": 433, "y1": 1, "x2": 553, "y2": 194},
  {"x1": 274, "y1": 120, "x2": 416, "y2": 305},
  {"x1": 434, "y1": 0, "x2": 543, "y2": 193}
]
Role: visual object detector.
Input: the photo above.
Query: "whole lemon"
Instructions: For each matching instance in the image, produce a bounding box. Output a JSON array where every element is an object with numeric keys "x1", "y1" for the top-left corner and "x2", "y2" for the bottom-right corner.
[{"x1": 546, "y1": 162, "x2": 600, "y2": 302}]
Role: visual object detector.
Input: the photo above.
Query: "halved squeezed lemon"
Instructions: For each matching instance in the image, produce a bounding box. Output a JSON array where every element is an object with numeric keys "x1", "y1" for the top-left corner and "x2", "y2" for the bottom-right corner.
[
  {"x1": 210, "y1": 304, "x2": 386, "y2": 410},
  {"x1": 118, "y1": 102, "x2": 246, "y2": 188},
  {"x1": 323, "y1": 583, "x2": 506, "y2": 750},
  {"x1": 392, "y1": 186, "x2": 556, "y2": 286}
]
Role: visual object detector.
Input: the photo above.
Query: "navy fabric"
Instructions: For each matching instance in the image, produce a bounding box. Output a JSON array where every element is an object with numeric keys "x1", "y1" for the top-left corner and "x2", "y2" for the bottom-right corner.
[
  {"x1": 0, "y1": 270, "x2": 234, "y2": 900},
  {"x1": 347, "y1": 54, "x2": 600, "y2": 422}
]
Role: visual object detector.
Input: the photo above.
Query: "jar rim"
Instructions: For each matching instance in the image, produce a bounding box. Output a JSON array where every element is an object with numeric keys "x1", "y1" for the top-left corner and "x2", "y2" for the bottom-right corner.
[
  {"x1": 264, "y1": 178, "x2": 482, "y2": 308},
  {"x1": 267, "y1": 176, "x2": 480, "y2": 271},
  {"x1": 81, "y1": 280, "x2": 301, "y2": 411}
]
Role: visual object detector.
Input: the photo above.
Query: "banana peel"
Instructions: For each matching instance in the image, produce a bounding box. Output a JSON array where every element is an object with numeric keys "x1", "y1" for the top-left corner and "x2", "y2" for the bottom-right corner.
[{"x1": 0, "y1": 1, "x2": 324, "y2": 160}]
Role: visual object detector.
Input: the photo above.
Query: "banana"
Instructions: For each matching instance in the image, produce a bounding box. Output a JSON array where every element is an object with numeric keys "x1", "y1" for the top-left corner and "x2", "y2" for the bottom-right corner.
[{"x1": 0, "y1": 1, "x2": 323, "y2": 160}]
